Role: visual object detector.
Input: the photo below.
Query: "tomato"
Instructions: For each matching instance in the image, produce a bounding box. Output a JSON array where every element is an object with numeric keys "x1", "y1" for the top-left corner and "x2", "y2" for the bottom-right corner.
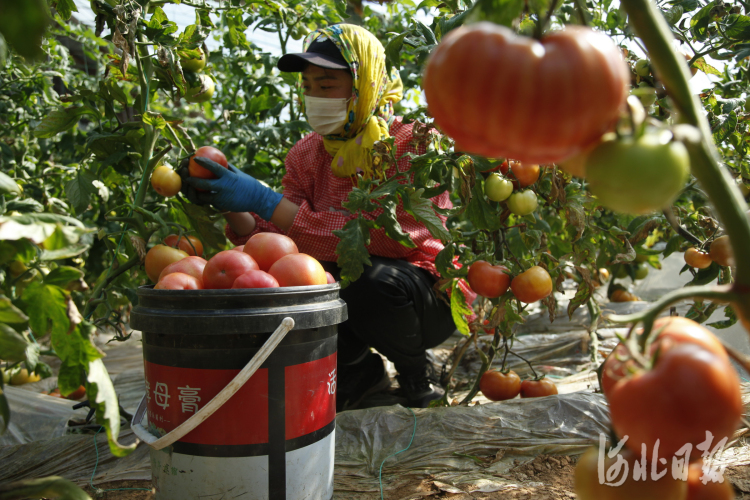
[
  {"x1": 155, "y1": 272, "x2": 204, "y2": 290},
  {"x1": 520, "y1": 378, "x2": 558, "y2": 398},
  {"x1": 180, "y1": 48, "x2": 206, "y2": 72},
  {"x1": 232, "y1": 270, "x2": 280, "y2": 289},
  {"x1": 10, "y1": 368, "x2": 41, "y2": 385},
  {"x1": 64, "y1": 385, "x2": 87, "y2": 400},
  {"x1": 268, "y1": 253, "x2": 327, "y2": 287},
  {"x1": 150, "y1": 165, "x2": 182, "y2": 197},
  {"x1": 144, "y1": 244, "x2": 189, "y2": 283},
  {"x1": 507, "y1": 161, "x2": 540, "y2": 188},
  {"x1": 709, "y1": 235, "x2": 734, "y2": 267},
  {"x1": 326, "y1": 272, "x2": 336, "y2": 284},
  {"x1": 610, "y1": 289, "x2": 639, "y2": 302},
  {"x1": 164, "y1": 234, "x2": 204, "y2": 257},
  {"x1": 203, "y1": 250, "x2": 259, "y2": 289},
  {"x1": 243, "y1": 233, "x2": 299, "y2": 271},
  {"x1": 632, "y1": 84, "x2": 658, "y2": 107},
  {"x1": 231, "y1": 246, "x2": 245, "y2": 252},
  {"x1": 687, "y1": 460, "x2": 735, "y2": 500},
  {"x1": 575, "y1": 446, "x2": 687, "y2": 500},
  {"x1": 423, "y1": 24, "x2": 629, "y2": 164},
  {"x1": 484, "y1": 173, "x2": 513, "y2": 202},
  {"x1": 634, "y1": 263, "x2": 649, "y2": 280},
  {"x1": 188, "y1": 146, "x2": 228, "y2": 181},
  {"x1": 510, "y1": 266, "x2": 552, "y2": 303},
  {"x1": 615, "y1": 265, "x2": 629, "y2": 279},
  {"x1": 635, "y1": 58, "x2": 651, "y2": 77},
  {"x1": 507, "y1": 190, "x2": 538, "y2": 216},
  {"x1": 609, "y1": 343, "x2": 742, "y2": 458},
  {"x1": 479, "y1": 370, "x2": 521, "y2": 401},
  {"x1": 467, "y1": 261, "x2": 511, "y2": 298},
  {"x1": 158, "y1": 255, "x2": 207, "y2": 284},
  {"x1": 684, "y1": 248, "x2": 712, "y2": 269},
  {"x1": 585, "y1": 134, "x2": 690, "y2": 215},
  {"x1": 185, "y1": 73, "x2": 215, "y2": 103}
]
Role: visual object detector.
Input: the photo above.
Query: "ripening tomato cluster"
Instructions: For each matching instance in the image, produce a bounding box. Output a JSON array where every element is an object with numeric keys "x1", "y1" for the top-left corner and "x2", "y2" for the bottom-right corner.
[
  {"x1": 145, "y1": 233, "x2": 334, "y2": 290},
  {"x1": 466, "y1": 260, "x2": 553, "y2": 304},
  {"x1": 479, "y1": 369, "x2": 558, "y2": 401},
  {"x1": 684, "y1": 235, "x2": 735, "y2": 269},
  {"x1": 575, "y1": 316, "x2": 742, "y2": 499},
  {"x1": 484, "y1": 160, "x2": 540, "y2": 217}
]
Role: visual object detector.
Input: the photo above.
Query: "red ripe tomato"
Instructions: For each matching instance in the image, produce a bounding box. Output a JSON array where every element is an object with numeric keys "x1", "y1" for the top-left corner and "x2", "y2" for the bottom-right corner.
[
  {"x1": 510, "y1": 266, "x2": 552, "y2": 303},
  {"x1": 64, "y1": 385, "x2": 87, "y2": 400},
  {"x1": 232, "y1": 270, "x2": 280, "y2": 289},
  {"x1": 144, "y1": 244, "x2": 189, "y2": 283},
  {"x1": 268, "y1": 253, "x2": 327, "y2": 287},
  {"x1": 709, "y1": 235, "x2": 734, "y2": 267},
  {"x1": 575, "y1": 446, "x2": 688, "y2": 500},
  {"x1": 467, "y1": 261, "x2": 511, "y2": 298},
  {"x1": 325, "y1": 272, "x2": 336, "y2": 284},
  {"x1": 520, "y1": 378, "x2": 558, "y2": 398},
  {"x1": 500, "y1": 160, "x2": 540, "y2": 188},
  {"x1": 155, "y1": 272, "x2": 204, "y2": 290},
  {"x1": 158, "y1": 255, "x2": 207, "y2": 284},
  {"x1": 687, "y1": 460, "x2": 735, "y2": 500},
  {"x1": 609, "y1": 343, "x2": 743, "y2": 458},
  {"x1": 684, "y1": 248, "x2": 712, "y2": 269},
  {"x1": 164, "y1": 234, "x2": 204, "y2": 257},
  {"x1": 423, "y1": 23, "x2": 629, "y2": 164},
  {"x1": 479, "y1": 370, "x2": 521, "y2": 401},
  {"x1": 243, "y1": 233, "x2": 299, "y2": 271},
  {"x1": 203, "y1": 250, "x2": 259, "y2": 289},
  {"x1": 188, "y1": 146, "x2": 228, "y2": 180}
]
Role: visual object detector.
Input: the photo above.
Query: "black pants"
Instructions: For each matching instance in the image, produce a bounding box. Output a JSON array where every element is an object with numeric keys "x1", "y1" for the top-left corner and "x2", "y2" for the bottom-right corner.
[{"x1": 320, "y1": 257, "x2": 457, "y2": 374}]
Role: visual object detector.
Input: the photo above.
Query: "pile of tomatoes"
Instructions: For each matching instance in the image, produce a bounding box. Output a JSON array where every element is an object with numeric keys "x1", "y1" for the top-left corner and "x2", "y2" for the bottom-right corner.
[{"x1": 145, "y1": 232, "x2": 334, "y2": 290}]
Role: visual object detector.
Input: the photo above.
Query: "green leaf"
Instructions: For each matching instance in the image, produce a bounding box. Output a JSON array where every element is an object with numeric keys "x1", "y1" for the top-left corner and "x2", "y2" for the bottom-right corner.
[
  {"x1": 0, "y1": 477, "x2": 92, "y2": 500},
  {"x1": 385, "y1": 33, "x2": 407, "y2": 74},
  {"x1": 689, "y1": 1, "x2": 716, "y2": 40},
  {"x1": 0, "y1": 0, "x2": 48, "y2": 60},
  {"x1": 435, "y1": 10, "x2": 471, "y2": 41},
  {"x1": 54, "y1": 0, "x2": 78, "y2": 20},
  {"x1": 685, "y1": 262, "x2": 721, "y2": 286},
  {"x1": 44, "y1": 266, "x2": 85, "y2": 288},
  {"x1": 402, "y1": 188, "x2": 451, "y2": 243},
  {"x1": 708, "y1": 305, "x2": 738, "y2": 329},
  {"x1": 712, "y1": 112, "x2": 738, "y2": 145},
  {"x1": 725, "y1": 14, "x2": 750, "y2": 39},
  {"x1": 375, "y1": 197, "x2": 417, "y2": 249},
  {"x1": 693, "y1": 57, "x2": 721, "y2": 76},
  {"x1": 5, "y1": 198, "x2": 43, "y2": 213},
  {"x1": 415, "y1": 20, "x2": 438, "y2": 45},
  {"x1": 468, "y1": 0, "x2": 525, "y2": 27},
  {"x1": 87, "y1": 355, "x2": 136, "y2": 456},
  {"x1": 40, "y1": 243, "x2": 90, "y2": 261},
  {"x1": 466, "y1": 182, "x2": 504, "y2": 231},
  {"x1": 450, "y1": 279, "x2": 472, "y2": 335},
  {"x1": 66, "y1": 171, "x2": 98, "y2": 215},
  {"x1": 0, "y1": 172, "x2": 20, "y2": 196},
  {"x1": 333, "y1": 218, "x2": 372, "y2": 288},
  {"x1": 22, "y1": 282, "x2": 70, "y2": 340},
  {"x1": 567, "y1": 280, "x2": 592, "y2": 320},
  {"x1": 34, "y1": 106, "x2": 101, "y2": 138},
  {"x1": 0, "y1": 323, "x2": 30, "y2": 362},
  {"x1": 143, "y1": 112, "x2": 168, "y2": 130},
  {"x1": 180, "y1": 202, "x2": 226, "y2": 250},
  {"x1": 0, "y1": 295, "x2": 29, "y2": 324},
  {"x1": 342, "y1": 187, "x2": 379, "y2": 213}
]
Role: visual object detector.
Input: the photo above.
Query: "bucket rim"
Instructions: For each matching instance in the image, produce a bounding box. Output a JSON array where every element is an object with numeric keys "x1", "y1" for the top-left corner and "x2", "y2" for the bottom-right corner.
[{"x1": 136, "y1": 282, "x2": 341, "y2": 296}]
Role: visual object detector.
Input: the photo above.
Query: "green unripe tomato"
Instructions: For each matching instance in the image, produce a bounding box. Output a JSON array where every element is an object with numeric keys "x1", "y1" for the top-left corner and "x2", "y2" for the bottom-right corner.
[
  {"x1": 615, "y1": 265, "x2": 629, "y2": 279},
  {"x1": 585, "y1": 133, "x2": 690, "y2": 215},
  {"x1": 485, "y1": 173, "x2": 514, "y2": 202},
  {"x1": 185, "y1": 74, "x2": 215, "y2": 103},
  {"x1": 635, "y1": 59, "x2": 651, "y2": 77},
  {"x1": 634, "y1": 263, "x2": 649, "y2": 280},
  {"x1": 631, "y1": 84, "x2": 657, "y2": 107},
  {"x1": 507, "y1": 190, "x2": 538, "y2": 216},
  {"x1": 180, "y1": 48, "x2": 206, "y2": 72}
]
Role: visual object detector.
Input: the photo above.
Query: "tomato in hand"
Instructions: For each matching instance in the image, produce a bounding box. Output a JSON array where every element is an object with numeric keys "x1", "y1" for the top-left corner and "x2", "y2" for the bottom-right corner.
[
  {"x1": 423, "y1": 24, "x2": 629, "y2": 164},
  {"x1": 684, "y1": 247, "x2": 712, "y2": 269},
  {"x1": 467, "y1": 261, "x2": 511, "y2": 298},
  {"x1": 164, "y1": 234, "x2": 204, "y2": 257},
  {"x1": 585, "y1": 134, "x2": 690, "y2": 215},
  {"x1": 145, "y1": 244, "x2": 189, "y2": 283},
  {"x1": 268, "y1": 253, "x2": 327, "y2": 286},
  {"x1": 155, "y1": 272, "x2": 204, "y2": 290},
  {"x1": 709, "y1": 235, "x2": 734, "y2": 267},
  {"x1": 507, "y1": 190, "x2": 538, "y2": 216},
  {"x1": 608, "y1": 343, "x2": 743, "y2": 458},
  {"x1": 150, "y1": 165, "x2": 182, "y2": 197},
  {"x1": 188, "y1": 146, "x2": 228, "y2": 180},
  {"x1": 484, "y1": 173, "x2": 513, "y2": 202},
  {"x1": 203, "y1": 250, "x2": 259, "y2": 289},
  {"x1": 243, "y1": 233, "x2": 299, "y2": 271},
  {"x1": 232, "y1": 270, "x2": 279, "y2": 289},
  {"x1": 479, "y1": 370, "x2": 521, "y2": 401},
  {"x1": 158, "y1": 255, "x2": 207, "y2": 284},
  {"x1": 520, "y1": 378, "x2": 558, "y2": 398},
  {"x1": 510, "y1": 266, "x2": 552, "y2": 303},
  {"x1": 687, "y1": 460, "x2": 735, "y2": 500}
]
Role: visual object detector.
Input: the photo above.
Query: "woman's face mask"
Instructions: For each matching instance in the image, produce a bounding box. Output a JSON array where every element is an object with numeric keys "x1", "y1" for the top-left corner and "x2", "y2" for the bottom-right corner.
[{"x1": 305, "y1": 95, "x2": 350, "y2": 135}]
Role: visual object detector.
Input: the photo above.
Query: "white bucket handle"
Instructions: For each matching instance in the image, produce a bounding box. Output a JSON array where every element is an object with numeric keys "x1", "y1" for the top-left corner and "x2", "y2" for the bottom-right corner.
[{"x1": 131, "y1": 316, "x2": 295, "y2": 450}]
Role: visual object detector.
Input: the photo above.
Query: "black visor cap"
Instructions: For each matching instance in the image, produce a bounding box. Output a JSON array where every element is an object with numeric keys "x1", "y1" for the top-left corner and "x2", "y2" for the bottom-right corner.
[{"x1": 277, "y1": 38, "x2": 349, "y2": 72}]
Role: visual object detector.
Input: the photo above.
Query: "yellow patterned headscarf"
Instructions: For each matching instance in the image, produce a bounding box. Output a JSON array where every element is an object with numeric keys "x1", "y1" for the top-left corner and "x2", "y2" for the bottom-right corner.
[{"x1": 302, "y1": 24, "x2": 403, "y2": 178}]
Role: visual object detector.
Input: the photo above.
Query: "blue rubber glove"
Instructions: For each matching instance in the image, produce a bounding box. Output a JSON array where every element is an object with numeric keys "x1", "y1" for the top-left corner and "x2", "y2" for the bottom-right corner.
[{"x1": 182, "y1": 157, "x2": 283, "y2": 221}]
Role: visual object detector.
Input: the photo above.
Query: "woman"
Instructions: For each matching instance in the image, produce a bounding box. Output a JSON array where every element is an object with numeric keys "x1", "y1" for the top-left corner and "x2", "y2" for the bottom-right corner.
[{"x1": 183, "y1": 24, "x2": 460, "y2": 410}]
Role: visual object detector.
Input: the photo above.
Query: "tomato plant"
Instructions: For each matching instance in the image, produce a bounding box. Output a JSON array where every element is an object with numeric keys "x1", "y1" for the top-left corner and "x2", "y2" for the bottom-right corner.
[
  {"x1": 479, "y1": 370, "x2": 521, "y2": 401},
  {"x1": 467, "y1": 261, "x2": 511, "y2": 298},
  {"x1": 268, "y1": 254, "x2": 327, "y2": 287},
  {"x1": 520, "y1": 378, "x2": 558, "y2": 398}
]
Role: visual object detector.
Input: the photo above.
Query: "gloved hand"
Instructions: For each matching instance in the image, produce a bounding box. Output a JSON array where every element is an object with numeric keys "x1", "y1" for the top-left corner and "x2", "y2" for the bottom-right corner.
[{"x1": 180, "y1": 156, "x2": 284, "y2": 221}]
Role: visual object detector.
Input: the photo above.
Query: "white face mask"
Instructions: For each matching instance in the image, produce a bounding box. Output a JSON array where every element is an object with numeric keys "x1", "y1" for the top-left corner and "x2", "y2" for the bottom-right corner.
[{"x1": 304, "y1": 95, "x2": 350, "y2": 135}]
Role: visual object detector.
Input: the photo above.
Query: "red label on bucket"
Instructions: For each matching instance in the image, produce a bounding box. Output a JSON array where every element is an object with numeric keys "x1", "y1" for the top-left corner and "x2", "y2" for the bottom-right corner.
[
  {"x1": 144, "y1": 361, "x2": 269, "y2": 445},
  {"x1": 284, "y1": 352, "x2": 337, "y2": 440}
]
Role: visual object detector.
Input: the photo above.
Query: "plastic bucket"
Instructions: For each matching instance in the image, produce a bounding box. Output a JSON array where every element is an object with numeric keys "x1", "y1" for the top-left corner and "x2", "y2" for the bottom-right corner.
[{"x1": 130, "y1": 284, "x2": 347, "y2": 500}]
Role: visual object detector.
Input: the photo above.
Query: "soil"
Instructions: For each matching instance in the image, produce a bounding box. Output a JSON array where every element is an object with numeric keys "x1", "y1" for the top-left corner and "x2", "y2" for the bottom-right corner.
[{"x1": 79, "y1": 457, "x2": 750, "y2": 499}]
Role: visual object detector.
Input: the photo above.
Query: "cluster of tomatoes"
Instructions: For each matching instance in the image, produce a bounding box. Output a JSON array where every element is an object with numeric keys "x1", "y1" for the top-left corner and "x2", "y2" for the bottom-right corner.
[
  {"x1": 479, "y1": 369, "x2": 558, "y2": 401},
  {"x1": 145, "y1": 232, "x2": 333, "y2": 290},
  {"x1": 483, "y1": 160, "x2": 540, "y2": 216},
  {"x1": 684, "y1": 235, "x2": 735, "y2": 269},
  {"x1": 466, "y1": 260, "x2": 553, "y2": 304},
  {"x1": 577, "y1": 316, "x2": 742, "y2": 498},
  {"x1": 180, "y1": 47, "x2": 215, "y2": 104}
]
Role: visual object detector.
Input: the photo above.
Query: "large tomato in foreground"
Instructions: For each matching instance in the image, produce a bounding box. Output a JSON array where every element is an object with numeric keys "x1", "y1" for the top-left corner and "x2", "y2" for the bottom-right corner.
[
  {"x1": 423, "y1": 23, "x2": 629, "y2": 164},
  {"x1": 145, "y1": 245, "x2": 189, "y2": 283},
  {"x1": 243, "y1": 233, "x2": 299, "y2": 271},
  {"x1": 510, "y1": 266, "x2": 552, "y2": 303},
  {"x1": 687, "y1": 460, "x2": 735, "y2": 500},
  {"x1": 268, "y1": 253, "x2": 327, "y2": 287},
  {"x1": 585, "y1": 134, "x2": 690, "y2": 215},
  {"x1": 479, "y1": 370, "x2": 521, "y2": 401},
  {"x1": 203, "y1": 250, "x2": 259, "y2": 289},
  {"x1": 189, "y1": 146, "x2": 227, "y2": 180},
  {"x1": 467, "y1": 261, "x2": 511, "y2": 298},
  {"x1": 608, "y1": 343, "x2": 742, "y2": 458}
]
